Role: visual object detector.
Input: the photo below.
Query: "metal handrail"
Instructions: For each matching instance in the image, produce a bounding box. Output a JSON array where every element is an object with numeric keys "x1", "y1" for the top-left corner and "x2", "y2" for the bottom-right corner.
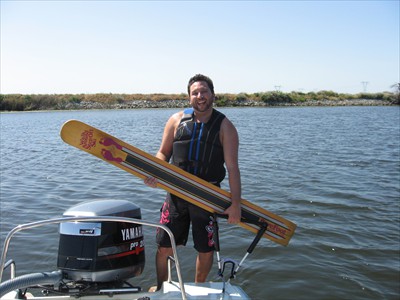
[
  {"x1": 167, "y1": 256, "x2": 176, "y2": 283},
  {"x1": 0, "y1": 216, "x2": 187, "y2": 300},
  {"x1": 2, "y1": 260, "x2": 16, "y2": 279}
]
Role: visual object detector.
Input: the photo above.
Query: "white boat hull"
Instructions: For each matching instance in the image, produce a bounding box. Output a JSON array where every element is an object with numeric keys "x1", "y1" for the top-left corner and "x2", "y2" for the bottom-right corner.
[{"x1": 1, "y1": 281, "x2": 250, "y2": 299}]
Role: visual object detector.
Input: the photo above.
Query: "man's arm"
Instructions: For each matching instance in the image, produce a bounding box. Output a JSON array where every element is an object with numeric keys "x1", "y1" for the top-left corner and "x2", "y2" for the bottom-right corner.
[
  {"x1": 220, "y1": 118, "x2": 242, "y2": 224},
  {"x1": 144, "y1": 111, "x2": 182, "y2": 187},
  {"x1": 155, "y1": 112, "x2": 180, "y2": 161}
]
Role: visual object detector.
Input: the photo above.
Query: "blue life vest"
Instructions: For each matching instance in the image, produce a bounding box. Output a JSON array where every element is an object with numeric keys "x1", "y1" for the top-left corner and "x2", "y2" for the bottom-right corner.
[{"x1": 172, "y1": 108, "x2": 226, "y2": 183}]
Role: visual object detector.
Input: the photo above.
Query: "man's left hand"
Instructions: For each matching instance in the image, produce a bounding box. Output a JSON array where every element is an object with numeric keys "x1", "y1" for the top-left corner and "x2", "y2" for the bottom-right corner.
[{"x1": 223, "y1": 203, "x2": 241, "y2": 224}]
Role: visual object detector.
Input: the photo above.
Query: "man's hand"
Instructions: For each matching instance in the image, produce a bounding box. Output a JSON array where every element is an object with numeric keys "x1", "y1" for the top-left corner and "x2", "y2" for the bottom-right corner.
[
  {"x1": 144, "y1": 176, "x2": 158, "y2": 188},
  {"x1": 223, "y1": 203, "x2": 241, "y2": 224}
]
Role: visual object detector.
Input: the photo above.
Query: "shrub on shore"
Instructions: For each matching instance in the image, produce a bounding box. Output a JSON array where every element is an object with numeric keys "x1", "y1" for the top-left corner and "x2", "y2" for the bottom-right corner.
[{"x1": 0, "y1": 90, "x2": 398, "y2": 112}]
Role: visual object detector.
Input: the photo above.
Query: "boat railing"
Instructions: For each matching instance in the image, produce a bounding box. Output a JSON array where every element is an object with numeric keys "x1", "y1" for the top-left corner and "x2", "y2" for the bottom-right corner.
[
  {"x1": 167, "y1": 255, "x2": 176, "y2": 283},
  {"x1": 2, "y1": 260, "x2": 16, "y2": 280},
  {"x1": 0, "y1": 216, "x2": 187, "y2": 300}
]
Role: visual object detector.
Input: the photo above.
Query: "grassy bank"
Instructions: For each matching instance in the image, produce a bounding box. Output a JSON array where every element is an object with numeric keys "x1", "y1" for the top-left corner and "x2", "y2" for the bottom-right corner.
[{"x1": 0, "y1": 90, "x2": 398, "y2": 111}]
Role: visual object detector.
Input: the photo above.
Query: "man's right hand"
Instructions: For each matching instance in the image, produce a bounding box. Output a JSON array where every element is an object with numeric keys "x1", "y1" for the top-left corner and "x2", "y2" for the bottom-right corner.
[{"x1": 144, "y1": 176, "x2": 158, "y2": 188}]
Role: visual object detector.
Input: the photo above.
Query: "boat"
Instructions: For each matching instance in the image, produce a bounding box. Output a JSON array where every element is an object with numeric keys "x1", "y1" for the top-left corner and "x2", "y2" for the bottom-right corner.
[{"x1": 0, "y1": 200, "x2": 255, "y2": 300}]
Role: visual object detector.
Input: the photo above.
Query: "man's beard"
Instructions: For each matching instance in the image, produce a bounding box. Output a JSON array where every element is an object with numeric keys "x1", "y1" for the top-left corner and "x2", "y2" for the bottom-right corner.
[{"x1": 192, "y1": 100, "x2": 213, "y2": 113}]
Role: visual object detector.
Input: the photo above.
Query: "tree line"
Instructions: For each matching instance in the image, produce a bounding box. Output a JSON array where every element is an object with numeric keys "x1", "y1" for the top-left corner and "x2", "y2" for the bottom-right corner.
[{"x1": 0, "y1": 90, "x2": 398, "y2": 112}]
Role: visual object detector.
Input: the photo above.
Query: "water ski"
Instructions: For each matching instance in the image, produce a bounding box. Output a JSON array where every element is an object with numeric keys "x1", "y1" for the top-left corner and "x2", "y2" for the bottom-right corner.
[{"x1": 60, "y1": 120, "x2": 296, "y2": 246}]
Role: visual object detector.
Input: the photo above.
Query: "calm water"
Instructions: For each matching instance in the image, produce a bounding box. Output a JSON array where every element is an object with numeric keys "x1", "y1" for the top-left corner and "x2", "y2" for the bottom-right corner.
[{"x1": 1, "y1": 106, "x2": 399, "y2": 299}]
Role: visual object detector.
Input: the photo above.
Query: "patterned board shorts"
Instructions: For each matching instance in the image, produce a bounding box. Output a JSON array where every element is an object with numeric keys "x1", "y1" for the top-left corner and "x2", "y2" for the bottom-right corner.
[{"x1": 156, "y1": 193, "x2": 215, "y2": 253}]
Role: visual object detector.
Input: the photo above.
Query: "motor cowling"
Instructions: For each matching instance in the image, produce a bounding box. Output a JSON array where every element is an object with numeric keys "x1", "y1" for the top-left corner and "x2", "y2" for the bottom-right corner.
[{"x1": 57, "y1": 200, "x2": 145, "y2": 282}]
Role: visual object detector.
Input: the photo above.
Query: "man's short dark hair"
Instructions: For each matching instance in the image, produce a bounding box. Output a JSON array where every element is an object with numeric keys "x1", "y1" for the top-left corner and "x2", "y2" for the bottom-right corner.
[{"x1": 187, "y1": 74, "x2": 215, "y2": 95}]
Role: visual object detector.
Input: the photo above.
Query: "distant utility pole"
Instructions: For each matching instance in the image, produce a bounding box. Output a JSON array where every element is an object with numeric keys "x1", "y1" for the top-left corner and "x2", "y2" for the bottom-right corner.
[{"x1": 361, "y1": 81, "x2": 369, "y2": 93}]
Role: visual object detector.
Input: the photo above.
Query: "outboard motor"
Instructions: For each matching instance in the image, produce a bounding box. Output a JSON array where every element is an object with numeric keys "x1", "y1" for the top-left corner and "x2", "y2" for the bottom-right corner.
[{"x1": 57, "y1": 200, "x2": 145, "y2": 283}]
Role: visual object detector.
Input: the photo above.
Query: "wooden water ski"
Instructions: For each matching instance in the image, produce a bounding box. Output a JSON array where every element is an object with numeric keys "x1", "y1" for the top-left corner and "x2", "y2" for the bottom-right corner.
[{"x1": 60, "y1": 120, "x2": 296, "y2": 246}]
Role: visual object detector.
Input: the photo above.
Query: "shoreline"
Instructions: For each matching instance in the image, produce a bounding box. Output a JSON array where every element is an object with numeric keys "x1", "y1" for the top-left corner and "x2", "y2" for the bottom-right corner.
[
  {"x1": 0, "y1": 98, "x2": 398, "y2": 112},
  {"x1": 2, "y1": 90, "x2": 398, "y2": 111},
  {"x1": 51, "y1": 98, "x2": 398, "y2": 110}
]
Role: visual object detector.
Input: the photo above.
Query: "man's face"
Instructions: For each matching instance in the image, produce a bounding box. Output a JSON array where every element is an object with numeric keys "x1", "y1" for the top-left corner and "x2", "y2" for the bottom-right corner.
[{"x1": 189, "y1": 81, "x2": 214, "y2": 113}]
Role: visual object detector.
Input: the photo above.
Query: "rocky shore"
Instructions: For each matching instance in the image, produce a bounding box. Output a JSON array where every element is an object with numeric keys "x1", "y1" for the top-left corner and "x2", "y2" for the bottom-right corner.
[
  {"x1": 64, "y1": 98, "x2": 396, "y2": 110},
  {"x1": 1, "y1": 92, "x2": 398, "y2": 111}
]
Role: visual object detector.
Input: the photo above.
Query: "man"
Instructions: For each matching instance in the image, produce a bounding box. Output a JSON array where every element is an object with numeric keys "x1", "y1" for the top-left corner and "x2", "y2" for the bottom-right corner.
[{"x1": 145, "y1": 74, "x2": 241, "y2": 291}]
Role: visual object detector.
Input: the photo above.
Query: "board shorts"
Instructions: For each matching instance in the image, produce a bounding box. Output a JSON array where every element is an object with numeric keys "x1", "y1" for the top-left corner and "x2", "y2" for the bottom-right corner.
[{"x1": 156, "y1": 193, "x2": 215, "y2": 253}]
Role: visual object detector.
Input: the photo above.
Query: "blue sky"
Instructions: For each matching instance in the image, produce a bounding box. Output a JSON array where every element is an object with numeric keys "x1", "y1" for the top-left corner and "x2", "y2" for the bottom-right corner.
[{"x1": 1, "y1": 0, "x2": 399, "y2": 94}]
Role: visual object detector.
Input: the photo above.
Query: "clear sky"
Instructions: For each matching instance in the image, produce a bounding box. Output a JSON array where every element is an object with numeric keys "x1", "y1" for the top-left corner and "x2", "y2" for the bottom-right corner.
[{"x1": 1, "y1": 0, "x2": 399, "y2": 95}]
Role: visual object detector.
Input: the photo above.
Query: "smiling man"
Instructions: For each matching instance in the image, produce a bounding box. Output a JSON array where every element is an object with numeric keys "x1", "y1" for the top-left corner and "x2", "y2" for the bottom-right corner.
[{"x1": 145, "y1": 74, "x2": 242, "y2": 290}]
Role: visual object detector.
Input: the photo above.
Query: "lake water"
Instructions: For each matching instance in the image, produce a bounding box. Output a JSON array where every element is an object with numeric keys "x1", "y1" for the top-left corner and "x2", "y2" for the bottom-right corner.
[{"x1": 0, "y1": 106, "x2": 399, "y2": 299}]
